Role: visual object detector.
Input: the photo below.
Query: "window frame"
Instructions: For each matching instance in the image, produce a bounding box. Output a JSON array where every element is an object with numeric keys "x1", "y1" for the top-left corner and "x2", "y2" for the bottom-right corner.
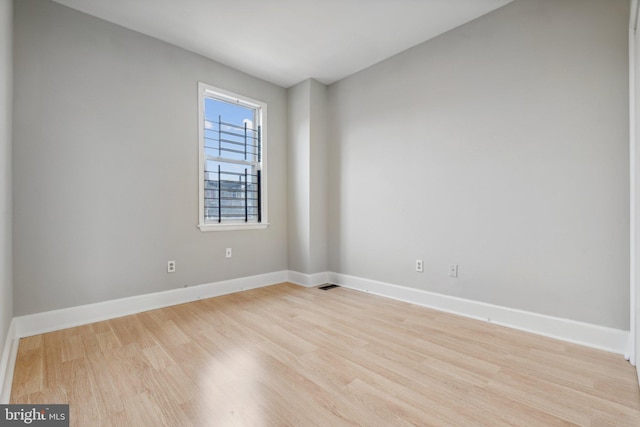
[{"x1": 198, "y1": 82, "x2": 269, "y2": 232}]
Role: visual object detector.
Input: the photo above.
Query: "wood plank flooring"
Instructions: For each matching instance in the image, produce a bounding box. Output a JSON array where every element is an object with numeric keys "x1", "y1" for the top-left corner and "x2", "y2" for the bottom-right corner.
[{"x1": 10, "y1": 282, "x2": 640, "y2": 426}]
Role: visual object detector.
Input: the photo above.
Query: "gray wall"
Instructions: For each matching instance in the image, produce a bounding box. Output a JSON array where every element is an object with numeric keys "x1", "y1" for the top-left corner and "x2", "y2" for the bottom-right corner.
[
  {"x1": 0, "y1": 0, "x2": 12, "y2": 348},
  {"x1": 287, "y1": 80, "x2": 311, "y2": 273},
  {"x1": 309, "y1": 80, "x2": 329, "y2": 273},
  {"x1": 287, "y1": 79, "x2": 329, "y2": 274},
  {"x1": 328, "y1": 0, "x2": 630, "y2": 329},
  {"x1": 10, "y1": 0, "x2": 632, "y2": 333},
  {"x1": 13, "y1": 0, "x2": 288, "y2": 315}
]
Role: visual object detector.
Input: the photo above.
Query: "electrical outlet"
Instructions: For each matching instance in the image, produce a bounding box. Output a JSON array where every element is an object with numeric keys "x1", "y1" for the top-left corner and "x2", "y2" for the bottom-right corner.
[
  {"x1": 415, "y1": 260, "x2": 424, "y2": 273},
  {"x1": 449, "y1": 264, "x2": 458, "y2": 277},
  {"x1": 225, "y1": 248, "x2": 232, "y2": 258},
  {"x1": 167, "y1": 260, "x2": 176, "y2": 273}
]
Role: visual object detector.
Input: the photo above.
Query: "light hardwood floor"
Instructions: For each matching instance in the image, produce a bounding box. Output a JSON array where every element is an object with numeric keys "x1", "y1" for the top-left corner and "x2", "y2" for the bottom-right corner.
[{"x1": 10, "y1": 282, "x2": 640, "y2": 426}]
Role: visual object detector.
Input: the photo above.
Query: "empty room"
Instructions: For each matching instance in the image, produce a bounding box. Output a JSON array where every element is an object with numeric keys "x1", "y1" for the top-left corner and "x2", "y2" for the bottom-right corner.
[{"x1": 1, "y1": 0, "x2": 640, "y2": 425}]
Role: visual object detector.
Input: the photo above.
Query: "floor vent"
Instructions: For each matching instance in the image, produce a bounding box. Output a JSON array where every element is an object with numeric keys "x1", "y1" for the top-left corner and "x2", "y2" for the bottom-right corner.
[{"x1": 318, "y1": 284, "x2": 340, "y2": 290}]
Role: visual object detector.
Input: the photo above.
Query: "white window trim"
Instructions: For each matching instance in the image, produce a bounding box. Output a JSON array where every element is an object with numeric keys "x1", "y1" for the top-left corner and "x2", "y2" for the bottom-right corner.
[{"x1": 197, "y1": 82, "x2": 269, "y2": 232}]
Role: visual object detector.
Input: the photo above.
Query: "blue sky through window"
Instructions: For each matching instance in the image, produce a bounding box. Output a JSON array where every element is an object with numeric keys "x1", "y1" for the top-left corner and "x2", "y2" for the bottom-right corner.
[
  {"x1": 204, "y1": 97, "x2": 257, "y2": 163},
  {"x1": 199, "y1": 84, "x2": 264, "y2": 226}
]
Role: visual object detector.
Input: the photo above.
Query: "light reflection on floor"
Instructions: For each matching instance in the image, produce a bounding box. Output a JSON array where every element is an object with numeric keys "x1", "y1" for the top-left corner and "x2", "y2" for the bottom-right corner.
[{"x1": 200, "y1": 347, "x2": 268, "y2": 426}]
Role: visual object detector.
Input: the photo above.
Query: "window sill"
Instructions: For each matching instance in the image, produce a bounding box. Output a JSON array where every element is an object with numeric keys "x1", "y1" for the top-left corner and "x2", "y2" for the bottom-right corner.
[{"x1": 198, "y1": 223, "x2": 270, "y2": 232}]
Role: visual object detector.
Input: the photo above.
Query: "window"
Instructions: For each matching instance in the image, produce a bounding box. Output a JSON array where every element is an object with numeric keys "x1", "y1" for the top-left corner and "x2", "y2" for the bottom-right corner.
[{"x1": 198, "y1": 83, "x2": 268, "y2": 231}]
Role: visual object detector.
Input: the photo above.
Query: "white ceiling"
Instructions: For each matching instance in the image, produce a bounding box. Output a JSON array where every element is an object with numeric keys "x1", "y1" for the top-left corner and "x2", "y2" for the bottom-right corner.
[{"x1": 52, "y1": 0, "x2": 513, "y2": 88}]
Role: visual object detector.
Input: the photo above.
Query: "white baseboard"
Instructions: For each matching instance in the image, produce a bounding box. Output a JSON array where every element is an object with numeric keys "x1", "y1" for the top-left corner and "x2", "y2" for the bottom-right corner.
[
  {"x1": 1, "y1": 269, "x2": 631, "y2": 400},
  {"x1": 1, "y1": 271, "x2": 288, "y2": 402},
  {"x1": 330, "y1": 273, "x2": 629, "y2": 355},
  {"x1": 14, "y1": 271, "x2": 288, "y2": 339},
  {"x1": 0, "y1": 319, "x2": 18, "y2": 404},
  {"x1": 287, "y1": 270, "x2": 330, "y2": 288}
]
